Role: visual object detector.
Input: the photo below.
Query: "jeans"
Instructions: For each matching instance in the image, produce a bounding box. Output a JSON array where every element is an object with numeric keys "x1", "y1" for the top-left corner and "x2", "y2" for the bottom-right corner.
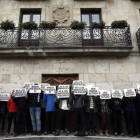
[{"x1": 29, "y1": 107, "x2": 41, "y2": 132}]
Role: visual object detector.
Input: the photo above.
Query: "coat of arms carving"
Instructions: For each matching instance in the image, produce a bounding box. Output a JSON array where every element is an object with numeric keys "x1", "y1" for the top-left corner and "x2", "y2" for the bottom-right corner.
[{"x1": 52, "y1": 6, "x2": 70, "y2": 24}]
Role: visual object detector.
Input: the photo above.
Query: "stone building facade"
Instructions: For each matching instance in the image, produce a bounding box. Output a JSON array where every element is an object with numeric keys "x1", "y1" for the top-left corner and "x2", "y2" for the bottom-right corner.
[{"x1": 0, "y1": 0, "x2": 140, "y2": 92}]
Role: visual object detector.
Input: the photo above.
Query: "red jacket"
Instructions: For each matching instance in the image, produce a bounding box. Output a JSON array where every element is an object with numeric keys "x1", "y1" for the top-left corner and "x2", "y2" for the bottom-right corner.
[{"x1": 7, "y1": 98, "x2": 17, "y2": 112}]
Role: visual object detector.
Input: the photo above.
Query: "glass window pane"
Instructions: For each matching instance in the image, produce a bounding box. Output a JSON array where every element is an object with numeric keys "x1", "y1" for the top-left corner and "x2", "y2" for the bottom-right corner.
[
  {"x1": 33, "y1": 14, "x2": 41, "y2": 26},
  {"x1": 82, "y1": 14, "x2": 90, "y2": 26},
  {"x1": 92, "y1": 14, "x2": 100, "y2": 23},
  {"x1": 22, "y1": 14, "x2": 30, "y2": 23}
]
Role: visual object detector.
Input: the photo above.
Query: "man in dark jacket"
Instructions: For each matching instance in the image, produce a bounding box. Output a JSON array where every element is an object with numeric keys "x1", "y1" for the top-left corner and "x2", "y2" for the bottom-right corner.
[
  {"x1": 13, "y1": 96, "x2": 27, "y2": 137},
  {"x1": 0, "y1": 101, "x2": 8, "y2": 136},
  {"x1": 27, "y1": 88, "x2": 43, "y2": 135},
  {"x1": 72, "y1": 92, "x2": 88, "y2": 136}
]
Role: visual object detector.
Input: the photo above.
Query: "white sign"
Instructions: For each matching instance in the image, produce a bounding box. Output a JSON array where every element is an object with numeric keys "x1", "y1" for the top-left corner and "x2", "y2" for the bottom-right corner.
[
  {"x1": 87, "y1": 87, "x2": 99, "y2": 96},
  {"x1": 112, "y1": 90, "x2": 123, "y2": 99},
  {"x1": 23, "y1": 83, "x2": 34, "y2": 89},
  {"x1": 40, "y1": 83, "x2": 50, "y2": 90},
  {"x1": 137, "y1": 85, "x2": 140, "y2": 94},
  {"x1": 73, "y1": 80, "x2": 84, "y2": 86},
  {"x1": 0, "y1": 93, "x2": 10, "y2": 101},
  {"x1": 44, "y1": 86, "x2": 56, "y2": 94},
  {"x1": 58, "y1": 85, "x2": 70, "y2": 89},
  {"x1": 29, "y1": 85, "x2": 41, "y2": 93},
  {"x1": 11, "y1": 88, "x2": 27, "y2": 97},
  {"x1": 100, "y1": 90, "x2": 111, "y2": 99},
  {"x1": 57, "y1": 89, "x2": 70, "y2": 98},
  {"x1": 73, "y1": 86, "x2": 86, "y2": 95},
  {"x1": 124, "y1": 89, "x2": 136, "y2": 97}
]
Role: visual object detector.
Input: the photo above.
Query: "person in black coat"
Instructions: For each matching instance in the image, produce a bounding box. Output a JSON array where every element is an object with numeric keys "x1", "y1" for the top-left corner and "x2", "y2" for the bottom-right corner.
[
  {"x1": 111, "y1": 98, "x2": 125, "y2": 136},
  {"x1": 122, "y1": 94, "x2": 140, "y2": 137},
  {"x1": 0, "y1": 101, "x2": 8, "y2": 135},
  {"x1": 13, "y1": 95, "x2": 28, "y2": 137}
]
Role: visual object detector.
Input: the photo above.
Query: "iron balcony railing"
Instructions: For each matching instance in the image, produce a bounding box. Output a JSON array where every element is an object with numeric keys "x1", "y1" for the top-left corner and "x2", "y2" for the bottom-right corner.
[
  {"x1": 0, "y1": 26, "x2": 132, "y2": 48},
  {"x1": 136, "y1": 28, "x2": 140, "y2": 49}
]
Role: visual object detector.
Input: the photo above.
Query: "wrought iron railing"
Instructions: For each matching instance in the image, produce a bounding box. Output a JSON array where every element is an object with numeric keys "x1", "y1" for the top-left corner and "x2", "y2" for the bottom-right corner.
[
  {"x1": 0, "y1": 26, "x2": 132, "y2": 48},
  {"x1": 136, "y1": 28, "x2": 140, "y2": 49}
]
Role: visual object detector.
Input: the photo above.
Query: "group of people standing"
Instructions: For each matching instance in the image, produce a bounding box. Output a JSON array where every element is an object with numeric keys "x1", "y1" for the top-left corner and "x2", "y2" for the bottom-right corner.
[{"x1": 0, "y1": 87, "x2": 140, "y2": 137}]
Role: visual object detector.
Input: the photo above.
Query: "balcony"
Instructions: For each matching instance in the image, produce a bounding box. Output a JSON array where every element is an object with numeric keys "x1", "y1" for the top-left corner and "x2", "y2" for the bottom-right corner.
[
  {"x1": 136, "y1": 28, "x2": 140, "y2": 50},
  {"x1": 0, "y1": 26, "x2": 133, "y2": 57}
]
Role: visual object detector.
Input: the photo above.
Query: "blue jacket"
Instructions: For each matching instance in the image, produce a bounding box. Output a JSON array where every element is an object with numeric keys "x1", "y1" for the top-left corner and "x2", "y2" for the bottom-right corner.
[{"x1": 43, "y1": 94, "x2": 56, "y2": 112}]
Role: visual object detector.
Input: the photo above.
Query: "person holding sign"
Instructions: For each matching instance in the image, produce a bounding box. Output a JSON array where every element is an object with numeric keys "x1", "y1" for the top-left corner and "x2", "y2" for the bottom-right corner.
[
  {"x1": 27, "y1": 84, "x2": 43, "y2": 136},
  {"x1": 96, "y1": 91, "x2": 112, "y2": 137},
  {"x1": 55, "y1": 94, "x2": 72, "y2": 136},
  {"x1": 0, "y1": 100, "x2": 8, "y2": 136},
  {"x1": 122, "y1": 90, "x2": 140, "y2": 137},
  {"x1": 43, "y1": 89, "x2": 56, "y2": 135},
  {"x1": 5, "y1": 92, "x2": 17, "y2": 137},
  {"x1": 71, "y1": 91, "x2": 88, "y2": 136},
  {"x1": 111, "y1": 95, "x2": 125, "y2": 136},
  {"x1": 12, "y1": 94, "x2": 28, "y2": 137}
]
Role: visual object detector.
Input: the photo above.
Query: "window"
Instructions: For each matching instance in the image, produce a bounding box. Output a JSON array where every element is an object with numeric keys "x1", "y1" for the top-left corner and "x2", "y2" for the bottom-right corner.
[
  {"x1": 81, "y1": 9, "x2": 104, "y2": 46},
  {"x1": 19, "y1": 9, "x2": 41, "y2": 46}
]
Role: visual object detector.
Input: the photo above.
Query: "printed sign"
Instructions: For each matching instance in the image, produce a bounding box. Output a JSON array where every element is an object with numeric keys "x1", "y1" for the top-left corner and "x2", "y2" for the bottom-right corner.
[
  {"x1": 40, "y1": 83, "x2": 50, "y2": 90},
  {"x1": 73, "y1": 86, "x2": 86, "y2": 95},
  {"x1": 100, "y1": 90, "x2": 111, "y2": 99},
  {"x1": 29, "y1": 85, "x2": 41, "y2": 93},
  {"x1": 124, "y1": 89, "x2": 136, "y2": 97},
  {"x1": 0, "y1": 93, "x2": 10, "y2": 101},
  {"x1": 57, "y1": 89, "x2": 70, "y2": 98},
  {"x1": 58, "y1": 85, "x2": 70, "y2": 89},
  {"x1": 11, "y1": 88, "x2": 27, "y2": 97},
  {"x1": 112, "y1": 90, "x2": 123, "y2": 98},
  {"x1": 73, "y1": 80, "x2": 84, "y2": 86},
  {"x1": 137, "y1": 85, "x2": 140, "y2": 94},
  {"x1": 87, "y1": 87, "x2": 99, "y2": 96},
  {"x1": 23, "y1": 83, "x2": 34, "y2": 89},
  {"x1": 44, "y1": 86, "x2": 56, "y2": 94}
]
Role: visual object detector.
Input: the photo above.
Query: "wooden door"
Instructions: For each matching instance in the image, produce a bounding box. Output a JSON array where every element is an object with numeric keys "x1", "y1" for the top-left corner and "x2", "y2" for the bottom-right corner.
[{"x1": 42, "y1": 74, "x2": 79, "y2": 132}]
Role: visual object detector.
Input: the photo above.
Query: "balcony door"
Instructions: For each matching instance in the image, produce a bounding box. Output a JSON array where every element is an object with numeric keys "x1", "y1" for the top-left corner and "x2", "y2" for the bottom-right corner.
[
  {"x1": 19, "y1": 10, "x2": 41, "y2": 46},
  {"x1": 42, "y1": 74, "x2": 78, "y2": 131},
  {"x1": 81, "y1": 9, "x2": 104, "y2": 46}
]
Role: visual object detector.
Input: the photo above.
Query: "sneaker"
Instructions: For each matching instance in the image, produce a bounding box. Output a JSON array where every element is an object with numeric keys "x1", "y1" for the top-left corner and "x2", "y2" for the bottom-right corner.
[
  {"x1": 13, "y1": 133, "x2": 19, "y2": 137},
  {"x1": 52, "y1": 131, "x2": 56, "y2": 135},
  {"x1": 44, "y1": 131, "x2": 48, "y2": 135},
  {"x1": 5, "y1": 133, "x2": 9, "y2": 137},
  {"x1": 85, "y1": 131, "x2": 88, "y2": 136},
  {"x1": 129, "y1": 134, "x2": 133, "y2": 137},
  {"x1": 37, "y1": 131, "x2": 41, "y2": 136},
  {"x1": 31, "y1": 131, "x2": 37, "y2": 135},
  {"x1": 60, "y1": 130, "x2": 64, "y2": 133},
  {"x1": 114, "y1": 132, "x2": 117, "y2": 136},
  {"x1": 74, "y1": 131, "x2": 78, "y2": 136},
  {"x1": 121, "y1": 133, "x2": 125, "y2": 137}
]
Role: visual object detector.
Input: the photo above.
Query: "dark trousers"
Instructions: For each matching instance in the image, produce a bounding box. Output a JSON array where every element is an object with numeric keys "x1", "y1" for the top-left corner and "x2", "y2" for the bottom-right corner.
[
  {"x1": 74, "y1": 107, "x2": 87, "y2": 131},
  {"x1": 100, "y1": 112, "x2": 110, "y2": 130},
  {"x1": 0, "y1": 112, "x2": 6, "y2": 133},
  {"x1": 7, "y1": 112, "x2": 16, "y2": 133},
  {"x1": 26, "y1": 109, "x2": 32, "y2": 133},
  {"x1": 86, "y1": 109, "x2": 95, "y2": 131},
  {"x1": 45, "y1": 112, "x2": 56, "y2": 132},
  {"x1": 112, "y1": 110, "x2": 123, "y2": 134},
  {"x1": 126, "y1": 110, "x2": 139, "y2": 135},
  {"x1": 57, "y1": 109, "x2": 70, "y2": 129},
  {"x1": 15, "y1": 110, "x2": 26, "y2": 134},
  {"x1": 41, "y1": 108, "x2": 46, "y2": 132}
]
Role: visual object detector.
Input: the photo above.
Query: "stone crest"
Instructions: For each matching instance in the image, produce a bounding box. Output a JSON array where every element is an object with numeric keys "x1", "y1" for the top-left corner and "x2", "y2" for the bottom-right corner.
[{"x1": 52, "y1": 6, "x2": 70, "y2": 24}]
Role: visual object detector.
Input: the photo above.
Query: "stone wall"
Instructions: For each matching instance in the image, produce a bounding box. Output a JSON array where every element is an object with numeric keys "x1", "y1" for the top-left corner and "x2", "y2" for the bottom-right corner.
[
  {"x1": 0, "y1": 55, "x2": 139, "y2": 92},
  {"x1": 0, "y1": 0, "x2": 140, "y2": 51}
]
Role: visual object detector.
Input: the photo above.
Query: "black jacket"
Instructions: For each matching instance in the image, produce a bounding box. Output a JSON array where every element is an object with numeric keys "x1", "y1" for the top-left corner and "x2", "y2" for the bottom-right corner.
[
  {"x1": 27, "y1": 91, "x2": 43, "y2": 108},
  {"x1": 0, "y1": 101, "x2": 7, "y2": 113},
  {"x1": 122, "y1": 96, "x2": 136, "y2": 109},
  {"x1": 111, "y1": 98, "x2": 123, "y2": 111},
  {"x1": 13, "y1": 97, "x2": 27, "y2": 110}
]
